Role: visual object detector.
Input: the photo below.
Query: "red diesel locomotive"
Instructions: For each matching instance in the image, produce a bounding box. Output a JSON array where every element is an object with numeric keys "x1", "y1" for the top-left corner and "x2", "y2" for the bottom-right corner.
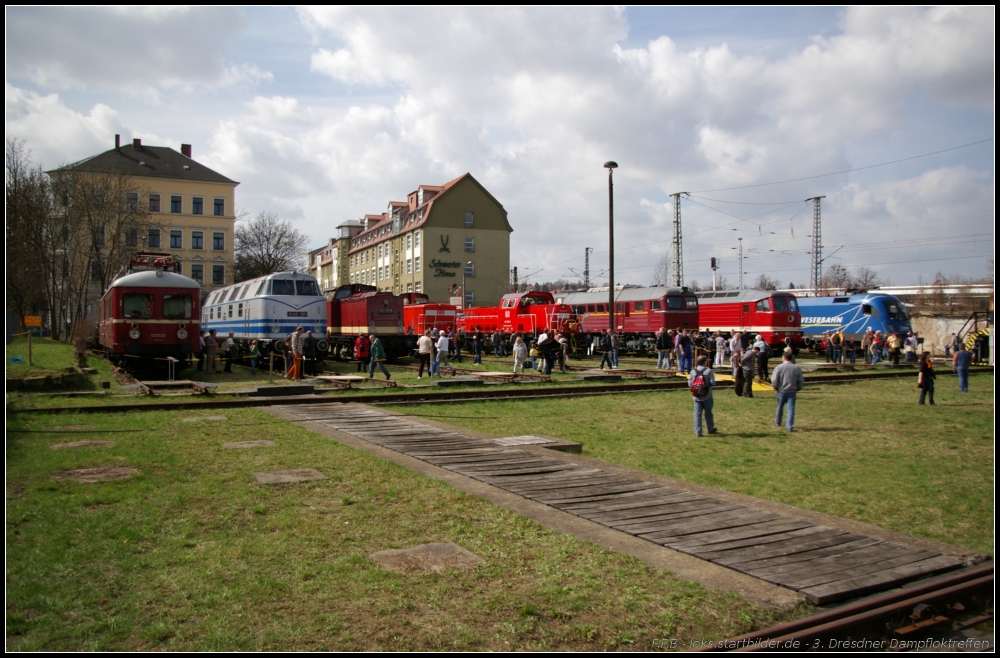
[
  {"x1": 694, "y1": 289, "x2": 802, "y2": 348},
  {"x1": 459, "y1": 291, "x2": 574, "y2": 337},
  {"x1": 399, "y1": 293, "x2": 458, "y2": 335},
  {"x1": 98, "y1": 254, "x2": 201, "y2": 369},
  {"x1": 325, "y1": 284, "x2": 417, "y2": 359},
  {"x1": 557, "y1": 286, "x2": 699, "y2": 352}
]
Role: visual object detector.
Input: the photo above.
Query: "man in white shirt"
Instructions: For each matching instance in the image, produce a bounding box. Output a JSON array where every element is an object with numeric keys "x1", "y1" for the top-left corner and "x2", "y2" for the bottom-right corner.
[{"x1": 436, "y1": 331, "x2": 457, "y2": 376}]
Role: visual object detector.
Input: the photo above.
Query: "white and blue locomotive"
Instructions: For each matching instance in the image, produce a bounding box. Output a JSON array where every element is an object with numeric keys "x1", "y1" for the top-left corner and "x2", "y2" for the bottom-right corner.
[
  {"x1": 202, "y1": 271, "x2": 329, "y2": 355},
  {"x1": 797, "y1": 292, "x2": 911, "y2": 349}
]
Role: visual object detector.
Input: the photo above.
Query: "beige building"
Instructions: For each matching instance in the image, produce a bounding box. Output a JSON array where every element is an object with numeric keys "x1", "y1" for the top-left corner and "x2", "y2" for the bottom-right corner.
[
  {"x1": 309, "y1": 220, "x2": 363, "y2": 295},
  {"x1": 328, "y1": 173, "x2": 512, "y2": 306},
  {"x1": 49, "y1": 136, "x2": 239, "y2": 295}
]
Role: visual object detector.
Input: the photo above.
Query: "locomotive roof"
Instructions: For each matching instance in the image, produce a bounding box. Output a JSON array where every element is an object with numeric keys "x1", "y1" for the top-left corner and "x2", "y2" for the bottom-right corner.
[
  {"x1": 795, "y1": 292, "x2": 901, "y2": 307},
  {"x1": 695, "y1": 289, "x2": 795, "y2": 303},
  {"x1": 559, "y1": 286, "x2": 693, "y2": 304},
  {"x1": 111, "y1": 270, "x2": 201, "y2": 289}
]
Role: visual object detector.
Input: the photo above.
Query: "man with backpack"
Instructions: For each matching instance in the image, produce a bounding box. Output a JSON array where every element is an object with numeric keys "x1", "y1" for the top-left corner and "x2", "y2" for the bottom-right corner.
[{"x1": 688, "y1": 355, "x2": 718, "y2": 438}]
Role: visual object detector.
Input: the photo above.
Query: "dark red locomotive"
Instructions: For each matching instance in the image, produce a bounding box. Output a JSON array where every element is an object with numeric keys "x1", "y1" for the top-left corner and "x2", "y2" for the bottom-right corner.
[
  {"x1": 695, "y1": 289, "x2": 802, "y2": 348},
  {"x1": 98, "y1": 254, "x2": 201, "y2": 368},
  {"x1": 325, "y1": 284, "x2": 416, "y2": 359},
  {"x1": 558, "y1": 286, "x2": 699, "y2": 352}
]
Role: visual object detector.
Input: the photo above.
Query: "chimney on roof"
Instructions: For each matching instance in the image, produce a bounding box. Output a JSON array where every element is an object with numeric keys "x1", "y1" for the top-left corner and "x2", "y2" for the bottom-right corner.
[
  {"x1": 115, "y1": 134, "x2": 121, "y2": 152},
  {"x1": 133, "y1": 138, "x2": 142, "y2": 150},
  {"x1": 181, "y1": 144, "x2": 192, "y2": 158}
]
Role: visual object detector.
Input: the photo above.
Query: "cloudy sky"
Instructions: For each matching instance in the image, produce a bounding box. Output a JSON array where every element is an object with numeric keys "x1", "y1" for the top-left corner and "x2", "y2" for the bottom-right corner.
[{"x1": 6, "y1": 6, "x2": 994, "y2": 289}]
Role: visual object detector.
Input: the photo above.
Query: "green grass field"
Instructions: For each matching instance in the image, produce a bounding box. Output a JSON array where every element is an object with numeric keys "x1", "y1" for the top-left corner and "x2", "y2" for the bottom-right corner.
[
  {"x1": 385, "y1": 373, "x2": 995, "y2": 554},
  {"x1": 7, "y1": 408, "x2": 793, "y2": 651}
]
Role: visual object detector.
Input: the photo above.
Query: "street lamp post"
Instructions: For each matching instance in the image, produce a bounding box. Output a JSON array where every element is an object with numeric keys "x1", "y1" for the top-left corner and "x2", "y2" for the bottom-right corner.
[{"x1": 604, "y1": 161, "x2": 618, "y2": 333}]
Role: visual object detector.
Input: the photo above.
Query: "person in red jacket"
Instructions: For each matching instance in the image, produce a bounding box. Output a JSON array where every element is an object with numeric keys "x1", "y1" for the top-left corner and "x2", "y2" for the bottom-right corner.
[{"x1": 354, "y1": 333, "x2": 371, "y2": 373}]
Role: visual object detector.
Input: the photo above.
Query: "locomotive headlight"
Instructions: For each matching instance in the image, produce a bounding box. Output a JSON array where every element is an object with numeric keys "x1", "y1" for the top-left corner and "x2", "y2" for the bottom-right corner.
[
  {"x1": 177, "y1": 329, "x2": 188, "y2": 340},
  {"x1": 129, "y1": 328, "x2": 141, "y2": 340}
]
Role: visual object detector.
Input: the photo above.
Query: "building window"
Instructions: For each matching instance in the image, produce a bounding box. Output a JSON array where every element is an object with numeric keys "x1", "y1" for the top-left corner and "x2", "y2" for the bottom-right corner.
[
  {"x1": 214, "y1": 198, "x2": 225, "y2": 216},
  {"x1": 191, "y1": 231, "x2": 204, "y2": 250},
  {"x1": 213, "y1": 232, "x2": 225, "y2": 250},
  {"x1": 191, "y1": 264, "x2": 204, "y2": 283},
  {"x1": 464, "y1": 212, "x2": 474, "y2": 228},
  {"x1": 192, "y1": 197, "x2": 204, "y2": 215},
  {"x1": 149, "y1": 194, "x2": 161, "y2": 213},
  {"x1": 90, "y1": 262, "x2": 101, "y2": 281},
  {"x1": 415, "y1": 282, "x2": 422, "y2": 293},
  {"x1": 126, "y1": 192, "x2": 138, "y2": 211},
  {"x1": 406, "y1": 234, "x2": 412, "y2": 249},
  {"x1": 406, "y1": 259, "x2": 412, "y2": 274},
  {"x1": 92, "y1": 226, "x2": 105, "y2": 246},
  {"x1": 465, "y1": 237, "x2": 475, "y2": 252},
  {"x1": 170, "y1": 195, "x2": 182, "y2": 213},
  {"x1": 465, "y1": 290, "x2": 474, "y2": 306},
  {"x1": 212, "y1": 265, "x2": 225, "y2": 285},
  {"x1": 415, "y1": 257, "x2": 421, "y2": 272},
  {"x1": 407, "y1": 283, "x2": 413, "y2": 293},
  {"x1": 147, "y1": 228, "x2": 161, "y2": 248},
  {"x1": 170, "y1": 230, "x2": 182, "y2": 249},
  {"x1": 465, "y1": 261, "x2": 475, "y2": 277},
  {"x1": 125, "y1": 228, "x2": 139, "y2": 247},
  {"x1": 414, "y1": 230, "x2": 420, "y2": 249}
]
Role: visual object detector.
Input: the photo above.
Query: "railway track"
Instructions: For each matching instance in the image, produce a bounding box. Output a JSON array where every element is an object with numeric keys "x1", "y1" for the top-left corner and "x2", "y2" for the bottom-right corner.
[
  {"x1": 698, "y1": 562, "x2": 993, "y2": 652},
  {"x1": 11, "y1": 367, "x2": 972, "y2": 414}
]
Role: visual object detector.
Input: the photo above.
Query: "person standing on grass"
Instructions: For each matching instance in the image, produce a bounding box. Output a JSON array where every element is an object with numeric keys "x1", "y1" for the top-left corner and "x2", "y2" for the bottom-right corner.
[
  {"x1": 289, "y1": 326, "x2": 305, "y2": 380},
  {"x1": 512, "y1": 335, "x2": 528, "y2": 374},
  {"x1": 248, "y1": 340, "x2": 259, "y2": 376},
  {"x1": 953, "y1": 343, "x2": 971, "y2": 392},
  {"x1": 417, "y1": 329, "x2": 434, "y2": 379},
  {"x1": 741, "y1": 346, "x2": 759, "y2": 398},
  {"x1": 223, "y1": 331, "x2": 236, "y2": 373},
  {"x1": 771, "y1": 348, "x2": 804, "y2": 431},
  {"x1": 205, "y1": 330, "x2": 219, "y2": 374},
  {"x1": 918, "y1": 351, "x2": 936, "y2": 405},
  {"x1": 688, "y1": 355, "x2": 718, "y2": 438}
]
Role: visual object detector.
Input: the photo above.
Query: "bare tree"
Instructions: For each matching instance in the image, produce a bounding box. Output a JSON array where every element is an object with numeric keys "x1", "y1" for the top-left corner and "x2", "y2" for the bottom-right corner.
[
  {"x1": 754, "y1": 273, "x2": 778, "y2": 290},
  {"x1": 651, "y1": 251, "x2": 671, "y2": 286},
  {"x1": 234, "y1": 211, "x2": 309, "y2": 282},
  {"x1": 5, "y1": 138, "x2": 51, "y2": 328},
  {"x1": 49, "y1": 166, "x2": 152, "y2": 330},
  {"x1": 854, "y1": 266, "x2": 880, "y2": 290},
  {"x1": 822, "y1": 264, "x2": 852, "y2": 291}
]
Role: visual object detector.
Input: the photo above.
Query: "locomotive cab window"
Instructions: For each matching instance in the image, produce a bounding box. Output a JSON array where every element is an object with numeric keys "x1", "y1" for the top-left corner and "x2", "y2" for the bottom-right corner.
[
  {"x1": 772, "y1": 297, "x2": 788, "y2": 312},
  {"x1": 885, "y1": 302, "x2": 908, "y2": 321},
  {"x1": 667, "y1": 296, "x2": 684, "y2": 309},
  {"x1": 296, "y1": 280, "x2": 320, "y2": 296},
  {"x1": 634, "y1": 301, "x2": 644, "y2": 311},
  {"x1": 756, "y1": 299, "x2": 771, "y2": 312},
  {"x1": 123, "y1": 294, "x2": 154, "y2": 319},
  {"x1": 686, "y1": 297, "x2": 698, "y2": 309},
  {"x1": 863, "y1": 304, "x2": 874, "y2": 316},
  {"x1": 163, "y1": 295, "x2": 193, "y2": 319},
  {"x1": 270, "y1": 280, "x2": 296, "y2": 296},
  {"x1": 651, "y1": 301, "x2": 661, "y2": 310}
]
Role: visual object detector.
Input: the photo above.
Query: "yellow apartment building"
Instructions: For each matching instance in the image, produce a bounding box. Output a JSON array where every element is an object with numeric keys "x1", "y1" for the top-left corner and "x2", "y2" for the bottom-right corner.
[
  {"x1": 323, "y1": 173, "x2": 512, "y2": 307},
  {"x1": 49, "y1": 136, "x2": 239, "y2": 297}
]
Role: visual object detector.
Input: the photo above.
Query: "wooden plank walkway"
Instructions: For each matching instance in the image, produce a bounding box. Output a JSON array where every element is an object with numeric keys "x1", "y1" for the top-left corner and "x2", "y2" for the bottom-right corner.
[{"x1": 277, "y1": 403, "x2": 962, "y2": 604}]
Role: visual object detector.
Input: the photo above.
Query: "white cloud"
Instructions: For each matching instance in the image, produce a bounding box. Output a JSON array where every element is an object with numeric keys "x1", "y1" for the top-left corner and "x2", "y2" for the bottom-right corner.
[{"x1": 5, "y1": 6, "x2": 264, "y2": 91}]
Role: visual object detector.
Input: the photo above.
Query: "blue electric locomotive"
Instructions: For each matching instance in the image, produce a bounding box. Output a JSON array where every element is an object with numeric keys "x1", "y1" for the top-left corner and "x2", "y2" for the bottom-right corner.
[
  {"x1": 202, "y1": 271, "x2": 329, "y2": 355},
  {"x1": 797, "y1": 292, "x2": 911, "y2": 349}
]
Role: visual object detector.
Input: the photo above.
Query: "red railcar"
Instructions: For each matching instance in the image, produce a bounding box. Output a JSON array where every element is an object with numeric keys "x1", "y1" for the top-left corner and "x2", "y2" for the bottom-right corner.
[
  {"x1": 98, "y1": 255, "x2": 201, "y2": 369},
  {"x1": 399, "y1": 293, "x2": 458, "y2": 335},
  {"x1": 459, "y1": 291, "x2": 573, "y2": 337},
  {"x1": 557, "y1": 286, "x2": 699, "y2": 352},
  {"x1": 325, "y1": 285, "x2": 416, "y2": 359},
  {"x1": 694, "y1": 289, "x2": 802, "y2": 348}
]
